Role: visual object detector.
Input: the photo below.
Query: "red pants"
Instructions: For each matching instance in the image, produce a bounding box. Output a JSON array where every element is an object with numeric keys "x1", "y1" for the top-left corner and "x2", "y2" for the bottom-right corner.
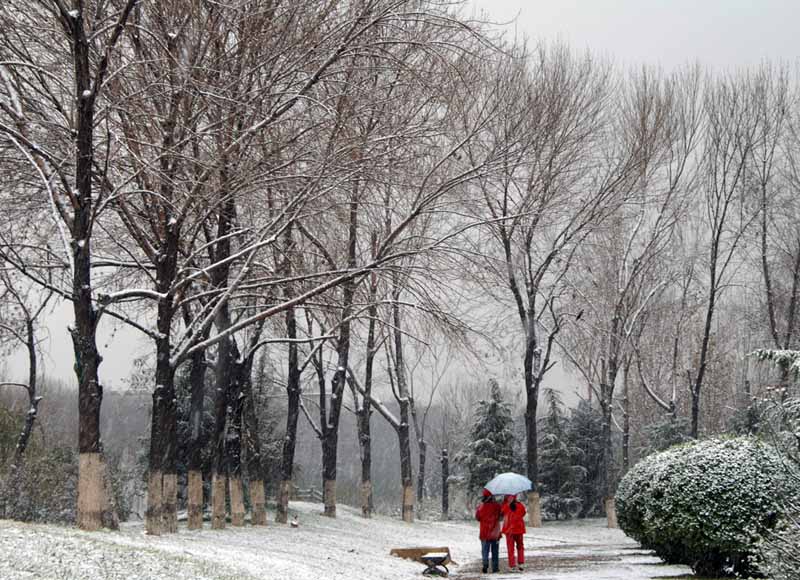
[{"x1": 505, "y1": 533, "x2": 524, "y2": 568}]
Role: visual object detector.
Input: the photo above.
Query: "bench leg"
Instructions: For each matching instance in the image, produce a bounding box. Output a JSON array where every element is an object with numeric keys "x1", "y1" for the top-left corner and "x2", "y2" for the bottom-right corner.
[{"x1": 422, "y1": 564, "x2": 448, "y2": 577}]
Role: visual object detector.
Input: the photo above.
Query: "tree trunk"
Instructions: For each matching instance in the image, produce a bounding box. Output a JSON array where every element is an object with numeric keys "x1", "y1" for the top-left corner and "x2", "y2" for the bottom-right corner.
[
  {"x1": 692, "y1": 253, "x2": 719, "y2": 439},
  {"x1": 605, "y1": 497, "x2": 618, "y2": 528},
  {"x1": 357, "y1": 402, "x2": 373, "y2": 519},
  {"x1": 622, "y1": 363, "x2": 630, "y2": 474},
  {"x1": 323, "y1": 478, "x2": 337, "y2": 517},
  {"x1": 185, "y1": 344, "x2": 207, "y2": 530},
  {"x1": 187, "y1": 471, "x2": 203, "y2": 530},
  {"x1": 211, "y1": 473, "x2": 226, "y2": 530},
  {"x1": 4, "y1": 321, "x2": 42, "y2": 513},
  {"x1": 227, "y1": 360, "x2": 245, "y2": 527},
  {"x1": 355, "y1": 270, "x2": 378, "y2": 518},
  {"x1": 145, "y1": 341, "x2": 177, "y2": 535},
  {"x1": 320, "y1": 197, "x2": 358, "y2": 519},
  {"x1": 277, "y1": 480, "x2": 292, "y2": 524},
  {"x1": 229, "y1": 476, "x2": 245, "y2": 527},
  {"x1": 523, "y1": 318, "x2": 541, "y2": 528},
  {"x1": 69, "y1": 1, "x2": 137, "y2": 533},
  {"x1": 13, "y1": 321, "x2": 39, "y2": 462},
  {"x1": 322, "y1": 425, "x2": 339, "y2": 518},
  {"x1": 599, "y1": 384, "x2": 613, "y2": 515},
  {"x1": 440, "y1": 448, "x2": 449, "y2": 520},
  {"x1": 210, "y1": 340, "x2": 231, "y2": 530},
  {"x1": 528, "y1": 492, "x2": 542, "y2": 528},
  {"x1": 416, "y1": 439, "x2": 427, "y2": 504},
  {"x1": 399, "y1": 421, "x2": 414, "y2": 523},
  {"x1": 241, "y1": 359, "x2": 266, "y2": 525},
  {"x1": 277, "y1": 305, "x2": 300, "y2": 524},
  {"x1": 145, "y1": 468, "x2": 162, "y2": 536},
  {"x1": 147, "y1": 226, "x2": 179, "y2": 534},
  {"x1": 392, "y1": 292, "x2": 414, "y2": 523}
]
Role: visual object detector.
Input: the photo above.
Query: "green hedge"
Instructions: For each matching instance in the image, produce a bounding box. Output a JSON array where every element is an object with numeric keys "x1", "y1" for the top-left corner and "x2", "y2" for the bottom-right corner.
[{"x1": 616, "y1": 437, "x2": 798, "y2": 577}]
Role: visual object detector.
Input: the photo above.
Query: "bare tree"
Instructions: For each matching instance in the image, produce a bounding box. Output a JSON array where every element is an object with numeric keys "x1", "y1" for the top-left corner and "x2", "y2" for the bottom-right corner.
[
  {"x1": 465, "y1": 43, "x2": 645, "y2": 526},
  {"x1": 750, "y1": 64, "x2": 800, "y2": 391},
  {"x1": 689, "y1": 72, "x2": 761, "y2": 438},
  {"x1": 0, "y1": 264, "x2": 52, "y2": 514},
  {"x1": 0, "y1": 0, "x2": 138, "y2": 531}
]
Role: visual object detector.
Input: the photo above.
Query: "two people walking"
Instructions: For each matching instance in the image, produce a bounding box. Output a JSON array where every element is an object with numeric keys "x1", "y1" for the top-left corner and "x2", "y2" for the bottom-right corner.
[{"x1": 475, "y1": 489, "x2": 527, "y2": 573}]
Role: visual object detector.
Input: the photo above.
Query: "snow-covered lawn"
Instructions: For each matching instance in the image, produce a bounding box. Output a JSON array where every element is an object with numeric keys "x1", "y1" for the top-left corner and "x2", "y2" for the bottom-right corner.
[{"x1": 0, "y1": 503, "x2": 693, "y2": 580}]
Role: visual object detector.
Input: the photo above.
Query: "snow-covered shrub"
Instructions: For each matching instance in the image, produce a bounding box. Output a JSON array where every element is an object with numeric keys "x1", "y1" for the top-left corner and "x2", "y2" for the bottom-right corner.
[
  {"x1": 615, "y1": 444, "x2": 683, "y2": 561},
  {"x1": 616, "y1": 437, "x2": 799, "y2": 577},
  {"x1": 751, "y1": 395, "x2": 800, "y2": 580},
  {"x1": 2, "y1": 446, "x2": 78, "y2": 524}
]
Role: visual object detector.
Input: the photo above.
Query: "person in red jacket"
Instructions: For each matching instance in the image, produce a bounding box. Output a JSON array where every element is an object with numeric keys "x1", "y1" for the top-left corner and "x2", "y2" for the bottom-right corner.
[
  {"x1": 501, "y1": 494, "x2": 527, "y2": 570},
  {"x1": 475, "y1": 489, "x2": 502, "y2": 573}
]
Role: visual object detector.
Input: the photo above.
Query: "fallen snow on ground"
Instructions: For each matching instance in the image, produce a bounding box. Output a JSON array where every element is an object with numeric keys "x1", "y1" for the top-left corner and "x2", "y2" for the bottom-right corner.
[{"x1": 0, "y1": 503, "x2": 692, "y2": 580}]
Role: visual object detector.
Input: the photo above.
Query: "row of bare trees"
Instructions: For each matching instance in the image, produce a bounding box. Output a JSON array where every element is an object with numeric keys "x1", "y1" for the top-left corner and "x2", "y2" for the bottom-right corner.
[{"x1": 3, "y1": 0, "x2": 800, "y2": 534}]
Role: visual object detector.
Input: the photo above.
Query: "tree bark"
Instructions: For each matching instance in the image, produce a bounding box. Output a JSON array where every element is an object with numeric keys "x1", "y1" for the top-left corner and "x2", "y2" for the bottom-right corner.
[
  {"x1": 320, "y1": 198, "x2": 359, "y2": 518},
  {"x1": 227, "y1": 359, "x2": 245, "y2": 527},
  {"x1": 416, "y1": 439, "x2": 427, "y2": 505},
  {"x1": 210, "y1": 339, "x2": 231, "y2": 530},
  {"x1": 277, "y1": 304, "x2": 300, "y2": 524},
  {"x1": 71, "y1": 14, "x2": 108, "y2": 529},
  {"x1": 146, "y1": 221, "x2": 179, "y2": 535},
  {"x1": 440, "y1": 448, "x2": 449, "y2": 520},
  {"x1": 622, "y1": 361, "x2": 630, "y2": 474},
  {"x1": 524, "y1": 322, "x2": 541, "y2": 528},
  {"x1": 4, "y1": 319, "x2": 42, "y2": 511},
  {"x1": 241, "y1": 356, "x2": 267, "y2": 525},
  {"x1": 67, "y1": 0, "x2": 137, "y2": 533},
  {"x1": 393, "y1": 293, "x2": 414, "y2": 523},
  {"x1": 185, "y1": 343, "x2": 208, "y2": 530},
  {"x1": 355, "y1": 251, "x2": 378, "y2": 518}
]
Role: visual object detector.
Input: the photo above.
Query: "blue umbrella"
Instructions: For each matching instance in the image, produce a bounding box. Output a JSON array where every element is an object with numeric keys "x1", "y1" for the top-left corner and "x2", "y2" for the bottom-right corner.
[{"x1": 484, "y1": 472, "x2": 532, "y2": 496}]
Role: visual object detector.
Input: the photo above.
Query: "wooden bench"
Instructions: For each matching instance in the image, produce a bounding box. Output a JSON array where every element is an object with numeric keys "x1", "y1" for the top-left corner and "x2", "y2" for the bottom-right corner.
[{"x1": 390, "y1": 546, "x2": 454, "y2": 577}]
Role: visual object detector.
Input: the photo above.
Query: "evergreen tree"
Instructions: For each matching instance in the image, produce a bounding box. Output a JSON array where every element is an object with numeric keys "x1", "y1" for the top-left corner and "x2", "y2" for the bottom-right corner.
[
  {"x1": 566, "y1": 399, "x2": 605, "y2": 517},
  {"x1": 460, "y1": 380, "x2": 516, "y2": 496},
  {"x1": 641, "y1": 416, "x2": 691, "y2": 455},
  {"x1": 538, "y1": 389, "x2": 584, "y2": 519}
]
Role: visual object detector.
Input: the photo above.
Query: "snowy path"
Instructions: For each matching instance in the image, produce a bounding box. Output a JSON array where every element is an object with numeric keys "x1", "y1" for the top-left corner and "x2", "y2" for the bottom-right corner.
[{"x1": 0, "y1": 503, "x2": 692, "y2": 580}]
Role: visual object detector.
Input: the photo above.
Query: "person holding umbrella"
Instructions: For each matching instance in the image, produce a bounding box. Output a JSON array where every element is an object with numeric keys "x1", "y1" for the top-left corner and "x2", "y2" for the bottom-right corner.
[
  {"x1": 483, "y1": 472, "x2": 532, "y2": 572},
  {"x1": 501, "y1": 494, "x2": 527, "y2": 571},
  {"x1": 475, "y1": 489, "x2": 502, "y2": 573}
]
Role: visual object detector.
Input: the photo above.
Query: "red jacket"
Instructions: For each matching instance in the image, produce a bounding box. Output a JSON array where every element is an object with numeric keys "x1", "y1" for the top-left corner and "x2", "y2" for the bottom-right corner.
[
  {"x1": 475, "y1": 500, "x2": 502, "y2": 540},
  {"x1": 501, "y1": 499, "x2": 526, "y2": 535}
]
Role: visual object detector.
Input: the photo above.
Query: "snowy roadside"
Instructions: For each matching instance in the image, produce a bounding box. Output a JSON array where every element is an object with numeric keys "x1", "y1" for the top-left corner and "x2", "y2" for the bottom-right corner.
[{"x1": 0, "y1": 503, "x2": 692, "y2": 580}]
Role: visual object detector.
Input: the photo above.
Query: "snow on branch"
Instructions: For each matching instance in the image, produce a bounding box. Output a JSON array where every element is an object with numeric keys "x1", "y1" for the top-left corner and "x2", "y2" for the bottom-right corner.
[
  {"x1": 346, "y1": 368, "x2": 400, "y2": 430},
  {"x1": 0, "y1": 382, "x2": 30, "y2": 392},
  {"x1": 299, "y1": 396, "x2": 323, "y2": 439},
  {"x1": 98, "y1": 288, "x2": 167, "y2": 304},
  {"x1": 750, "y1": 349, "x2": 800, "y2": 376}
]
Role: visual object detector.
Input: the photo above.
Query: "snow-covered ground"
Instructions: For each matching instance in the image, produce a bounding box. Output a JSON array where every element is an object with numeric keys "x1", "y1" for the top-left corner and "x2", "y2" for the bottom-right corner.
[{"x1": 0, "y1": 503, "x2": 692, "y2": 580}]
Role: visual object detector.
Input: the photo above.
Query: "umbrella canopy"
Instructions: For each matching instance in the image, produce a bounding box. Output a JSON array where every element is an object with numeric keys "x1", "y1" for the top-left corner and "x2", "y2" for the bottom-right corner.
[{"x1": 484, "y1": 472, "x2": 532, "y2": 496}]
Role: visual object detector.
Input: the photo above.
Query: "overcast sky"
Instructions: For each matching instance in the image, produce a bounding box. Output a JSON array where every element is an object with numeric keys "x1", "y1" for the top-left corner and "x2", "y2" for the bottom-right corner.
[{"x1": 468, "y1": 0, "x2": 798, "y2": 71}]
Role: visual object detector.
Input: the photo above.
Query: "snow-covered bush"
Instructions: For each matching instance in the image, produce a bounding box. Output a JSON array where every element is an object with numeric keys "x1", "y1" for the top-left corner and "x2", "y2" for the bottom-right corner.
[
  {"x1": 2, "y1": 446, "x2": 78, "y2": 524},
  {"x1": 750, "y1": 395, "x2": 800, "y2": 580},
  {"x1": 616, "y1": 437, "x2": 799, "y2": 577}
]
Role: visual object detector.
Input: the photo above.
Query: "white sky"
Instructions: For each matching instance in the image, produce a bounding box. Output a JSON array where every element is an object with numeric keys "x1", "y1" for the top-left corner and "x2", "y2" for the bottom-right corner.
[{"x1": 468, "y1": 0, "x2": 799, "y2": 71}]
